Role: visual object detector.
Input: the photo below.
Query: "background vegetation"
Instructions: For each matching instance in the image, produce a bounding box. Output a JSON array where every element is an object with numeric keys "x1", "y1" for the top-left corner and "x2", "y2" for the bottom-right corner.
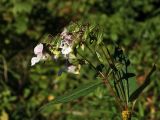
[{"x1": 0, "y1": 0, "x2": 160, "y2": 120}]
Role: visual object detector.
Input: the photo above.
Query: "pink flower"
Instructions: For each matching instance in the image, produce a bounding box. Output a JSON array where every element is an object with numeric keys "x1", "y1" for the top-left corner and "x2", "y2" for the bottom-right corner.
[
  {"x1": 60, "y1": 28, "x2": 72, "y2": 43},
  {"x1": 60, "y1": 28, "x2": 73, "y2": 56},
  {"x1": 31, "y1": 43, "x2": 46, "y2": 66},
  {"x1": 34, "y1": 43, "x2": 43, "y2": 55},
  {"x1": 60, "y1": 28, "x2": 68, "y2": 37}
]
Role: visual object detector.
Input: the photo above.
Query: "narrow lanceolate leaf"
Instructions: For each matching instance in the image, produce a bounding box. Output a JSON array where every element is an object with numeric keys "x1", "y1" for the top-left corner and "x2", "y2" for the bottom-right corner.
[
  {"x1": 95, "y1": 51, "x2": 104, "y2": 63},
  {"x1": 39, "y1": 80, "x2": 103, "y2": 113},
  {"x1": 116, "y1": 72, "x2": 136, "y2": 83},
  {"x1": 129, "y1": 65, "x2": 156, "y2": 102}
]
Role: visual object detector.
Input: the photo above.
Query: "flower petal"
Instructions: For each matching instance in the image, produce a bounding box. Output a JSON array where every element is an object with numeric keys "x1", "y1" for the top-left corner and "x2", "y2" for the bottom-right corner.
[
  {"x1": 34, "y1": 43, "x2": 43, "y2": 55},
  {"x1": 61, "y1": 46, "x2": 72, "y2": 55},
  {"x1": 60, "y1": 40, "x2": 65, "y2": 48},
  {"x1": 67, "y1": 65, "x2": 80, "y2": 74},
  {"x1": 31, "y1": 56, "x2": 41, "y2": 66}
]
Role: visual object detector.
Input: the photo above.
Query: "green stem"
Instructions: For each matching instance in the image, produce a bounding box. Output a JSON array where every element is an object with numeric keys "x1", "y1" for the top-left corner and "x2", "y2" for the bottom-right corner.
[
  {"x1": 113, "y1": 71, "x2": 126, "y2": 105},
  {"x1": 99, "y1": 72, "x2": 123, "y2": 111},
  {"x1": 77, "y1": 50, "x2": 97, "y2": 71},
  {"x1": 100, "y1": 44, "x2": 112, "y2": 67},
  {"x1": 117, "y1": 71, "x2": 127, "y2": 107},
  {"x1": 125, "y1": 64, "x2": 129, "y2": 106},
  {"x1": 84, "y1": 43, "x2": 108, "y2": 71}
]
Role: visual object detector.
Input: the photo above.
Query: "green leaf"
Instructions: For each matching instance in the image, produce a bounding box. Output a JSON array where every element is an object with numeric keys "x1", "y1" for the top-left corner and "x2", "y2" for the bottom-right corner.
[
  {"x1": 97, "y1": 32, "x2": 103, "y2": 44},
  {"x1": 38, "y1": 80, "x2": 103, "y2": 113},
  {"x1": 116, "y1": 72, "x2": 136, "y2": 83},
  {"x1": 129, "y1": 65, "x2": 156, "y2": 102},
  {"x1": 15, "y1": 16, "x2": 28, "y2": 34},
  {"x1": 95, "y1": 51, "x2": 104, "y2": 63},
  {"x1": 123, "y1": 73, "x2": 136, "y2": 79},
  {"x1": 96, "y1": 64, "x2": 104, "y2": 72},
  {"x1": 12, "y1": 1, "x2": 32, "y2": 15}
]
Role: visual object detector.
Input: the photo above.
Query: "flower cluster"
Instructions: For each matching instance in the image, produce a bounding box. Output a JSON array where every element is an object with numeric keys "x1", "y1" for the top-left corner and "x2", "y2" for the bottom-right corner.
[{"x1": 31, "y1": 28, "x2": 80, "y2": 74}]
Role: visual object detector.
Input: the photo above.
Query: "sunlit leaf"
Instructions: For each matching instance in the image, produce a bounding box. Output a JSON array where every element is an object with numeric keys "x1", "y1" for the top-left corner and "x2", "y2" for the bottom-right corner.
[
  {"x1": 37, "y1": 80, "x2": 103, "y2": 114},
  {"x1": 95, "y1": 52, "x2": 104, "y2": 63}
]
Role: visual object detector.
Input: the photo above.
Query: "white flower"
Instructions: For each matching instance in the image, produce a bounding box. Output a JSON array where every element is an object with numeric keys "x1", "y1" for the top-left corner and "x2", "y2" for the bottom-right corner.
[
  {"x1": 31, "y1": 43, "x2": 46, "y2": 66},
  {"x1": 60, "y1": 28, "x2": 74, "y2": 57},
  {"x1": 61, "y1": 45, "x2": 72, "y2": 55},
  {"x1": 60, "y1": 40, "x2": 68, "y2": 48},
  {"x1": 60, "y1": 40, "x2": 72, "y2": 56},
  {"x1": 67, "y1": 65, "x2": 80, "y2": 74},
  {"x1": 31, "y1": 55, "x2": 41, "y2": 66}
]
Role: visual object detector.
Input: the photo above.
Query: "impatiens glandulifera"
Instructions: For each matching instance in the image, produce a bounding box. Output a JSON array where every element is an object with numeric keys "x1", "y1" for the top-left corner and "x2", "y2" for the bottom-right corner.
[
  {"x1": 60, "y1": 41, "x2": 72, "y2": 56},
  {"x1": 31, "y1": 23, "x2": 156, "y2": 120},
  {"x1": 60, "y1": 28, "x2": 73, "y2": 56},
  {"x1": 31, "y1": 43, "x2": 48, "y2": 66},
  {"x1": 67, "y1": 65, "x2": 81, "y2": 74}
]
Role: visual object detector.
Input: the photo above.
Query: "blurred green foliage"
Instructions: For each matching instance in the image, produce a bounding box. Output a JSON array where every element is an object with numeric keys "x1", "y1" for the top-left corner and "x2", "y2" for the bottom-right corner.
[{"x1": 0, "y1": 0, "x2": 160, "y2": 120}]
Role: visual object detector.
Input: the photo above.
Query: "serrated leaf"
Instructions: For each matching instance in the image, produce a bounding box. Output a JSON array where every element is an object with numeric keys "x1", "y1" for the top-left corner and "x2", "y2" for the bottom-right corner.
[
  {"x1": 129, "y1": 65, "x2": 156, "y2": 102},
  {"x1": 38, "y1": 80, "x2": 103, "y2": 113}
]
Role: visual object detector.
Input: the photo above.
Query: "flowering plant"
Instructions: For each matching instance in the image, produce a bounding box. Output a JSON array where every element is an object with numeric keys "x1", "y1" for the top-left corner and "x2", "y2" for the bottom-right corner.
[{"x1": 31, "y1": 23, "x2": 156, "y2": 120}]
